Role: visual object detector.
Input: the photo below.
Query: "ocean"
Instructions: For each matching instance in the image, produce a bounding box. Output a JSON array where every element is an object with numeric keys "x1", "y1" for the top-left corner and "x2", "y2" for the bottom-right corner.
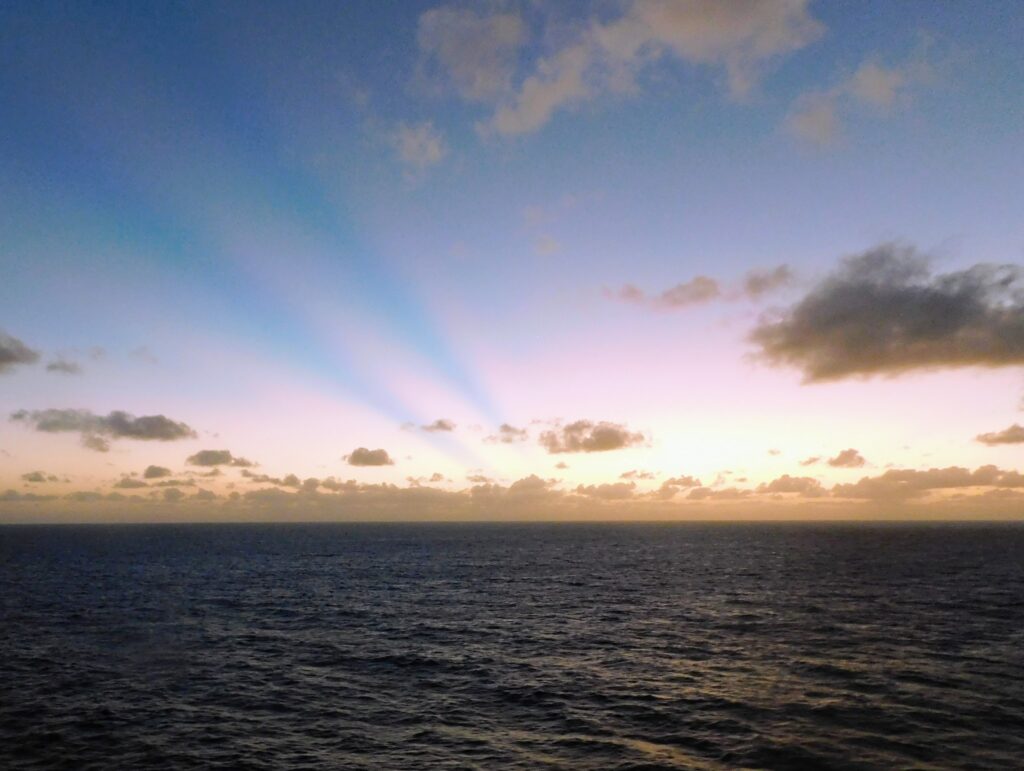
[{"x1": 1, "y1": 522, "x2": 1022, "y2": 769}]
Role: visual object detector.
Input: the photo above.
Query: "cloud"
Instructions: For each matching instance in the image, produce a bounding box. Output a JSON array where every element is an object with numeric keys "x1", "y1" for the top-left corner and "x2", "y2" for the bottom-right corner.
[
  {"x1": 10, "y1": 408, "x2": 197, "y2": 451},
  {"x1": 163, "y1": 488, "x2": 185, "y2": 503},
  {"x1": 750, "y1": 244, "x2": 1024, "y2": 381},
  {"x1": 833, "y1": 465, "x2": 1024, "y2": 501},
  {"x1": 799, "y1": 456, "x2": 820, "y2": 466},
  {"x1": 0, "y1": 331, "x2": 40, "y2": 374},
  {"x1": 485, "y1": 423, "x2": 529, "y2": 444},
  {"x1": 757, "y1": 474, "x2": 825, "y2": 497},
  {"x1": 113, "y1": 477, "x2": 148, "y2": 489},
  {"x1": 346, "y1": 447, "x2": 395, "y2": 466},
  {"x1": 976, "y1": 424, "x2": 1024, "y2": 446},
  {"x1": 612, "y1": 265, "x2": 791, "y2": 309},
  {"x1": 575, "y1": 481, "x2": 636, "y2": 500},
  {"x1": 1, "y1": 489, "x2": 55, "y2": 502},
  {"x1": 742, "y1": 265, "x2": 795, "y2": 299},
  {"x1": 687, "y1": 486, "x2": 751, "y2": 501},
  {"x1": 21, "y1": 471, "x2": 58, "y2": 484},
  {"x1": 828, "y1": 448, "x2": 866, "y2": 468},
  {"x1": 534, "y1": 235, "x2": 561, "y2": 256},
  {"x1": 539, "y1": 420, "x2": 645, "y2": 453},
  {"x1": 787, "y1": 91, "x2": 840, "y2": 145},
  {"x1": 185, "y1": 450, "x2": 254, "y2": 467},
  {"x1": 620, "y1": 469, "x2": 655, "y2": 480},
  {"x1": 485, "y1": 0, "x2": 822, "y2": 135},
  {"x1": 616, "y1": 276, "x2": 720, "y2": 309},
  {"x1": 421, "y1": 418, "x2": 456, "y2": 433},
  {"x1": 143, "y1": 465, "x2": 172, "y2": 479},
  {"x1": 653, "y1": 475, "x2": 702, "y2": 499},
  {"x1": 45, "y1": 358, "x2": 82, "y2": 375},
  {"x1": 392, "y1": 121, "x2": 447, "y2": 170},
  {"x1": 787, "y1": 49, "x2": 933, "y2": 145},
  {"x1": 417, "y1": 6, "x2": 526, "y2": 102}
]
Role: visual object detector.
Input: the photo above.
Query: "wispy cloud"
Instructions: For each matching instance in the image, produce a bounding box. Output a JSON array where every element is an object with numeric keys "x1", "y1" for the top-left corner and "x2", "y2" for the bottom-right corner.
[
  {"x1": 611, "y1": 265, "x2": 792, "y2": 309},
  {"x1": 788, "y1": 46, "x2": 935, "y2": 145},
  {"x1": 484, "y1": 0, "x2": 823, "y2": 136},
  {"x1": 392, "y1": 121, "x2": 447, "y2": 171}
]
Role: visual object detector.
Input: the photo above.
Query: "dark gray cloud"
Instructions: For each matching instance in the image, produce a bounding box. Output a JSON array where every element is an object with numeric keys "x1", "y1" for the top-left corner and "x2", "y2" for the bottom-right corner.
[
  {"x1": 10, "y1": 408, "x2": 196, "y2": 451},
  {"x1": 976, "y1": 424, "x2": 1024, "y2": 445},
  {"x1": 485, "y1": 423, "x2": 528, "y2": 443},
  {"x1": 346, "y1": 447, "x2": 395, "y2": 466},
  {"x1": 45, "y1": 359, "x2": 82, "y2": 375},
  {"x1": 163, "y1": 488, "x2": 185, "y2": 503},
  {"x1": 0, "y1": 331, "x2": 40, "y2": 374},
  {"x1": 421, "y1": 418, "x2": 456, "y2": 432},
  {"x1": 828, "y1": 448, "x2": 866, "y2": 468},
  {"x1": 750, "y1": 244, "x2": 1024, "y2": 381},
  {"x1": 186, "y1": 449, "x2": 254, "y2": 467},
  {"x1": 540, "y1": 420, "x2": 645, "y2": 454},
  {"x1": 143, "y1": 465, "x2": 172, "y2": 479}
]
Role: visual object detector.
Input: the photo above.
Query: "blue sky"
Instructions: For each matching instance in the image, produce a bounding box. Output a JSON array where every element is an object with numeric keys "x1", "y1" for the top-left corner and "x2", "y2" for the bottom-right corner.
[{"x1": 2, "y1": 1, "x2": 1023, "y2": 520}]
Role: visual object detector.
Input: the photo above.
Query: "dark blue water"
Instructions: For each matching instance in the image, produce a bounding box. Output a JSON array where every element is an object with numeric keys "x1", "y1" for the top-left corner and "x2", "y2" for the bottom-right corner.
[{"x1": 1, "y1": 523, "x2": 1023, "y2": 769}]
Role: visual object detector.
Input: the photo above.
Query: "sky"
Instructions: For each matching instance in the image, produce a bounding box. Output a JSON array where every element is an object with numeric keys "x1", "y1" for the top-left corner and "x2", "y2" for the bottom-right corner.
[{"x1": 2, "y1": 0, "x2": 1023, "y2": 522}]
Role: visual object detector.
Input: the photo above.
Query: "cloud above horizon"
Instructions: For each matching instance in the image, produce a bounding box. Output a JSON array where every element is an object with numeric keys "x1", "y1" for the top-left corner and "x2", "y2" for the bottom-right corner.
[
  {"x1": 482, "y1": 0, "x2": 823, "y2": 136},
  {"x1": 976, "y1": 424, "x2": 1024, "y2": 445},
  {"x1": 45, "y1": 358, "x2": 82, "y2": 375},
  {"x1": 392, "y1": 121, "x2": 447, "y2": 171},
  {"x1": 539, "y1": 420, "x2": 646, "y2": 454},
  {"x1": 10, "y1": 408, "x2": 197, "y2": 452},
  {"x1": 346, "y1": 447, "x2": 395, "y2": 466},
  {"x1": 833, "y1": 464, "x2": 1024, "y2": 501},
  {"x1": 417, "y1": 5, "x2": 526, "y2": 103},
  {"x1": 421, "y1": 418, "x2": 456, "y2": 433},
  {"x1": 750, "y1": 244, "x2": 1024, "y2": 381},
  {"x1": 788, "y1": 48, "x2": 934, "y2": 145},
  {"x1": 828, "y1": 449, "x2": 866, "y2": 468},
  {"x1": 485, "y1": 423, "x2": 529, "y2": 444},
  {"x1": 612, "y1": 265, "x2": 792, "y2": 309},
  {"x1": 186, "y1": 450, "x2": 255, "y2": 468},
  {"x1": 0, "y1": 331, "x2": 40, "y2": 374}
]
